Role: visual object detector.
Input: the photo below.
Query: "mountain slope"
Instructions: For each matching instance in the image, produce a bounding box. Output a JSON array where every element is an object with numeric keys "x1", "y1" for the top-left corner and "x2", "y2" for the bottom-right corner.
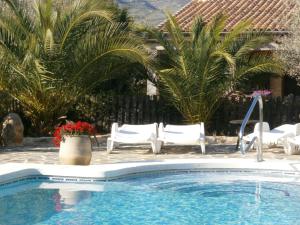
[{"x1": 117, "y1": 0, "x2": 190, "y2": 26}]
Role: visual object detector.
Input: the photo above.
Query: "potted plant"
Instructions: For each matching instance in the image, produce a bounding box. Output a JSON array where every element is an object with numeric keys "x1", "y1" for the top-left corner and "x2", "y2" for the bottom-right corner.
[{"x1": 53, "y1": 121, "x2": 95, "y2": 165}]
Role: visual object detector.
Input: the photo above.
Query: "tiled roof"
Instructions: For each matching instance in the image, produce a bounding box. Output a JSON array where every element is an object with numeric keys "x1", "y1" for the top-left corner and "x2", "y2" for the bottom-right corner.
[{"x1": 159, "y1": 0, "x2": 295, "y2": 33}]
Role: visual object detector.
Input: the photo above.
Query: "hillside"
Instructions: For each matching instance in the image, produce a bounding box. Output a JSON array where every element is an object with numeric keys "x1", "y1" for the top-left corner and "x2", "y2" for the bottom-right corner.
[{"x1": 117, "y1": 0, "x2": 190, "y2": 26}]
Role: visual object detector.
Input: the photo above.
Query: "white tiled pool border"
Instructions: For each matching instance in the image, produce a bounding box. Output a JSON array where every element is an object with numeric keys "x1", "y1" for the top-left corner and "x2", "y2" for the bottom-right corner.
[{"x1": 1, "y1": 158, "x2": 300, "y2": 185}]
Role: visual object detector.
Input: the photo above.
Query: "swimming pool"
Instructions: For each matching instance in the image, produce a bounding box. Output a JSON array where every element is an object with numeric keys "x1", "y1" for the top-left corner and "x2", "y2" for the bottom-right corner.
[{"x1": 1, "y1": 171, "x2": 300, "y2": 225}]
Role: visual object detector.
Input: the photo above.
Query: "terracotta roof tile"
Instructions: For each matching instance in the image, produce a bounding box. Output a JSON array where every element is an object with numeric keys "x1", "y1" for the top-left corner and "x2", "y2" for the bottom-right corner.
[{"x1": 159, "y1": 0, "x2": 295, "y2": 33}]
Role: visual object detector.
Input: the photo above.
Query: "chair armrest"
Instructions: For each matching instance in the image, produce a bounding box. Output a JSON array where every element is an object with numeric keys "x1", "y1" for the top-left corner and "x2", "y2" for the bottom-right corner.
[
  {"x1": 158, "y1": 123, "x2": 164, "y2": 139},
  {"x1": 294, "y1": 123, "x2": 300, "y2": 136},
  {"x1": 111, "y1": 122, "x2": 119, "y2": 139},
  {"x1": 254, "y1": 122, "x2": 270, "y2": 133},
  {"x1": 152, "y1": 123, "x2": 158, "y2": 140},
  {"x1": 200, "y1": 122, "x2": 205, "y2": 141}
]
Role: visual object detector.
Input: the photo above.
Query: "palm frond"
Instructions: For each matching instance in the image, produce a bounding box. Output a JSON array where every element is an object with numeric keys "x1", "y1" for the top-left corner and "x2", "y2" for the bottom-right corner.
[
  {"x1": 191, "y1": 16, "x2": 205, "y2": 46},
  {"x1": 0, "y1": 0, "x2": 149, "y2": 133},
  {"x1": 155, "y1": 13, "x2": 283, "y2": 123}
]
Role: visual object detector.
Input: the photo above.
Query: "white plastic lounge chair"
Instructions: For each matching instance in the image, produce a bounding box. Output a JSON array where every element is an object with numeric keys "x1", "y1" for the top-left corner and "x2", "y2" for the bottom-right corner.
[
  {"x1": 107, "y1": 123, "x2": 160, "y2": 154},
  {"x1": 158, "y1": 123, "x2": 205, "y2": 154},
  {"x1": 284, "y1": 135, "x2": 300, "y2": 155},
  {"x1": 286, "y1": 136, "x2": 300, "y2": 155},
  {"x1": 244, "y1": 122, "x2": 300, "y2": 149}
]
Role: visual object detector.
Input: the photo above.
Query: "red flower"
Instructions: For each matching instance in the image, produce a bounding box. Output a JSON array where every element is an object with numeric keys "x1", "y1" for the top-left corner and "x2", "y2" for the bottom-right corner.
[{"x1": 53, "y1": 121, "x2": 96, "y2": 147}]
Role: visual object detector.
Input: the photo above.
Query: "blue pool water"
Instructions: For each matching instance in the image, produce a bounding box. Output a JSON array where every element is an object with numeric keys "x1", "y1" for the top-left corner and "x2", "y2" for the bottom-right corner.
[{"x1": 1, "y1": 172, "x2": 300, "y2": 225}]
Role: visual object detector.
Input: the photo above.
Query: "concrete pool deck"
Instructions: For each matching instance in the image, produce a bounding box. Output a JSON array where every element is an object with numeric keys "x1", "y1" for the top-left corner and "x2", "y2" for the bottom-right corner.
[
  {"x1": 1, "y1": 135, "x2": 300, "y2": 184},
  {"x1": 0, "y1": 145, "x2": 299, "y2": 165},
  {"x1": 0, "y1": 135, "x2": 299, "y2": 165}
]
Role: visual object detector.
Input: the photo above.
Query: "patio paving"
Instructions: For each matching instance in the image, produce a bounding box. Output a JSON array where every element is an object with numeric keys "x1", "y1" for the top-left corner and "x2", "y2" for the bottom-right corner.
[{"x1": 0, "y1": 135, "x2": 299, "y2": 164}]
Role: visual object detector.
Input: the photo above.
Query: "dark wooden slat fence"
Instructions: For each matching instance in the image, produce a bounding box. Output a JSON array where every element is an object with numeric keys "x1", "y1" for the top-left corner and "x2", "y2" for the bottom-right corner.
[
  {"x1": 79, "y1": 94, "x2": 300, "y2": 135},
  {"x1": 2, "y1": 93, "x2": 300, "y2": 136}
]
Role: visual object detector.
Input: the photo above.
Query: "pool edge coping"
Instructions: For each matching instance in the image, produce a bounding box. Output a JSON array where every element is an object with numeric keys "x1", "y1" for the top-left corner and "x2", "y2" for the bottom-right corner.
[{"x1": 1, "y1": 158, "x2": 300, "y2": 185}]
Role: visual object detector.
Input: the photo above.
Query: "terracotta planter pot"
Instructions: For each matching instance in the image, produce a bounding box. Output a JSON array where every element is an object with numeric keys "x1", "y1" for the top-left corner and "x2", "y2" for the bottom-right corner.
[{"x1": 59, "y1": 135, "x2": 92, "y2": 165}]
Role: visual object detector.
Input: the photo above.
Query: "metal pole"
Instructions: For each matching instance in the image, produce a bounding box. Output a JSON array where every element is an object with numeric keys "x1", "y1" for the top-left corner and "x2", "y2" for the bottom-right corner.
[
  {"x1": 257, "y1": 96, "x2": 263, "y2": 162},
  {"x1": 238, "y1": 95, "x2": 264, "y2": 162}
]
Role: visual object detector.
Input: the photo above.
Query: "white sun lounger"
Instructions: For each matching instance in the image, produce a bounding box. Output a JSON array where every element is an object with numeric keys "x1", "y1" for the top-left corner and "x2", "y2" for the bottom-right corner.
[
  {"x1": 244, "y1": 122, "x2": 300, "y2": 149},
  {"x1": 158, "y1": 123, "x2": 205, "y2": 154},
  {"x1": 107, "y1": 123, "x2": 160, "y2": 154},
  {"x1": 286, "y1": 136, "x2": 300, "y2": 155}
]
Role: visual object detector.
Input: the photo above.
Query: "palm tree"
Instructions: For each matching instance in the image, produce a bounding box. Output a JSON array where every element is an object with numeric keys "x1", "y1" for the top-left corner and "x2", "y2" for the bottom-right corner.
[
  {"x1": 0, "y1": 0, "x2": 149, "y2": 134},
  {"x1": 155, "y1": 14, "x2": 283, "y2": 123}
]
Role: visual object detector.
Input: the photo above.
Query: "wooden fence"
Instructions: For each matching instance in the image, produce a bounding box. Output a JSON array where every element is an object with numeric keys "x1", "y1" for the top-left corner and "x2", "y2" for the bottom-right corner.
[
  {"x1": 2, "y1": 94, "x2": 300, "y2": 135},
  {"x1": 76, "y1": 94, "x2": 300, "y2": 135},
  {"x1": 210, "y1": 94, "x2": 300, "y2": 135},
  {"x1": 74, "y1": 95, "x2": 183, "y2": 133}
]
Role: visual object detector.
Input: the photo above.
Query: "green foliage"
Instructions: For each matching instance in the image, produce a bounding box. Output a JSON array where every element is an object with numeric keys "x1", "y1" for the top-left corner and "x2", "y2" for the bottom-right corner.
[
  {"x1": 154, "y1": 13, "x2": 283, "y2": 123},
  {"x1": 0, "y1": 0, "x2": 149, "y2": 134}
]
